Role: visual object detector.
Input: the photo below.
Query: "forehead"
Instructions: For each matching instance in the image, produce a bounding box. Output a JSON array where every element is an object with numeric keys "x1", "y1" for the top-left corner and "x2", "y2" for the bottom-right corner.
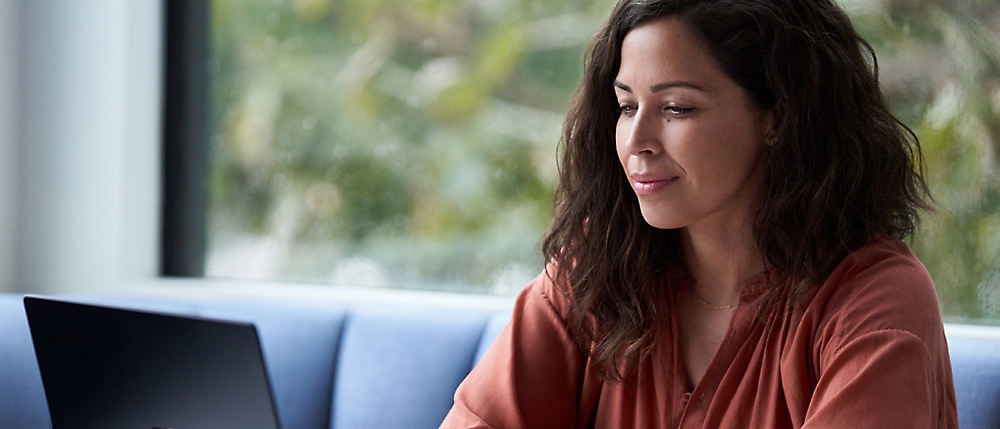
[{"x1": 615, "y1": 17, "x2": 728, "y2": 91}]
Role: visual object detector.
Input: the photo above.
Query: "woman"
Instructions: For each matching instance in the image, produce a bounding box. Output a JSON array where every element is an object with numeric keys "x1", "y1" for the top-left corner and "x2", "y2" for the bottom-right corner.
[{"x1": 442, "y1": 0, "x2": 957, "y2": 427}]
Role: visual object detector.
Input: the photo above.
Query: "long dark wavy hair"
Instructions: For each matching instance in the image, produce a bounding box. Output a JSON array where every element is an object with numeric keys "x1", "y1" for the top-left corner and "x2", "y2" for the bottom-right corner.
[{"x1": 541, "y1": 0, "x2": 932, "y2": 380}]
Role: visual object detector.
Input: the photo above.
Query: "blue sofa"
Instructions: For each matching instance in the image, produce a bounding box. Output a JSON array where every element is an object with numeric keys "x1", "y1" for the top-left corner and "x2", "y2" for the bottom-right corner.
[
  {"x1": 1, "y1": 293, "x2": 998, "y2": 429},
  {"x1": 0, "y1": 294, "x2": 511, "y2": 429}
]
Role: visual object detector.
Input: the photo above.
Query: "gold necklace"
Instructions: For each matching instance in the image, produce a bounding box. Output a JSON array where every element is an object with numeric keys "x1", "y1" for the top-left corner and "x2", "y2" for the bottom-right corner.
[{"x1": 688, "y1": 287, "x2": 738, "y2": 310}]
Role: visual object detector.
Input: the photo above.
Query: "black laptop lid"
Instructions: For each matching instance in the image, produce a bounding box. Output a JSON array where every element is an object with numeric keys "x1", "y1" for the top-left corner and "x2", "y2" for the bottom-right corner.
[{"x1": 23, "y1": 296, "x2": 281, "y2": 429}]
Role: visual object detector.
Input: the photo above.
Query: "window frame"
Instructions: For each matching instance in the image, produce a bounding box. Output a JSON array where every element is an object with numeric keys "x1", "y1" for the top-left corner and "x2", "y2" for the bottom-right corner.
[{"x1": 162, "y1": 0, "x2": 209, "y2": 277}]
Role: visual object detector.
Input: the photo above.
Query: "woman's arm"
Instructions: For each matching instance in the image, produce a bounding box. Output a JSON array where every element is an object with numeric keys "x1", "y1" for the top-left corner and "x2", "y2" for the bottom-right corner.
[
  {"x1": 441, "y1": 271, "x2": 593, "y2": 429},
  {"x1": 803, "y1": 328, "x2": 949, "y2": 428},
  {"x1": 802, "y1": 242, "x2": 957, "y2": 428}
]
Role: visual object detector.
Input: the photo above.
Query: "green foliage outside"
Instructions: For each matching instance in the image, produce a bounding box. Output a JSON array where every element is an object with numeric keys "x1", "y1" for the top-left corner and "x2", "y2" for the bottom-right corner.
[
  {"x1": 207, "y1": 0, "x2": 1000, "y2": 320},
  {"x1": 842, "y1": 0, "x2": 1000, "y2": 322}
]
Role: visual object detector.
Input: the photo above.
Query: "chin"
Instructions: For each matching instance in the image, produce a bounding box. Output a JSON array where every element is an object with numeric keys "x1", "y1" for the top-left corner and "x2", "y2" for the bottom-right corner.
[{"x1": 639, "y1": 208, "x2": 684, "y2": 230}]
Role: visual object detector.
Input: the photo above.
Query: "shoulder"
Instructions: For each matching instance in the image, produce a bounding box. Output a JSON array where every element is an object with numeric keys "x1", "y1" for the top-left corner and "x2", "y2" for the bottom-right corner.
[
  {"x1": 806, "y1": 235, "x2": 945, "y2": 357},
  {"x1": 520, "y1": 264, "x2": 576, "y2": 324},
  {"x1": 797, "y1": 236, "x2": 957, "y2": 427}
]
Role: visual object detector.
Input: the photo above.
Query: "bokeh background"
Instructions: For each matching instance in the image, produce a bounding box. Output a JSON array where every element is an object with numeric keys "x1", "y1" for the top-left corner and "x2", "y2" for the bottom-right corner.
[{"x1": 204, "y1": 0, "x2": 1000, "y2": 322}]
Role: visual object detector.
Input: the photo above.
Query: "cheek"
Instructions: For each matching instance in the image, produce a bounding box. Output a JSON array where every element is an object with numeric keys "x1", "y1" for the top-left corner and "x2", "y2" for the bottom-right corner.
[
  {"x1": 615, "y1": 121, "x2": 629, "y2": 169},
  {"x1": 691, "y1": 119, "x2": 761, "y2": 166}
]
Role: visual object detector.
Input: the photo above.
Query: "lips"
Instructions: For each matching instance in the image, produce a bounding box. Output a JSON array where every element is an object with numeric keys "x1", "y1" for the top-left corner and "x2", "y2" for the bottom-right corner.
[{"x1": 631, "y1": 172, "x2": 678, "y2": 195}]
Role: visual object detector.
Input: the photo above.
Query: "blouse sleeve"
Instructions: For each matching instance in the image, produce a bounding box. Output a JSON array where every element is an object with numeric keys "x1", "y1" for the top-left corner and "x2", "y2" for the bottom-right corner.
[
  {"x1": 801, "y1": 241, "x2": 957, "y2": 428},
  {"x1": 440, "y1": 270, "x2": 589, "y2": 429}
]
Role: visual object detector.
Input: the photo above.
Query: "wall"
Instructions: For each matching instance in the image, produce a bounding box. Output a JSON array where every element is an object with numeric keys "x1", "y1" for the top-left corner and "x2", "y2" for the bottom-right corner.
[
  {"x1": 10, "y1": 0, "x2": 162, "y2": 294},
  {"x1": 0, "y1": 0, "x2": 20, "y2": 293}
]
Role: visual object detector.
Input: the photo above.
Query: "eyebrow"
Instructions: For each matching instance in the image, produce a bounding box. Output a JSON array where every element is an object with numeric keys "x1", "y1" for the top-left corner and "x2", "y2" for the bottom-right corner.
[{"x1": 614, "y1": 81, "x2": 705, "y2": 93}]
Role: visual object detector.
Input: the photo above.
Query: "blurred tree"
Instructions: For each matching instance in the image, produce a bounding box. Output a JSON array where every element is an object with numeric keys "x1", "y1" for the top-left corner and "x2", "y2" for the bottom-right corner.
[{"x1": 207, "y1": 0, "x2": 610, "y2": 291}]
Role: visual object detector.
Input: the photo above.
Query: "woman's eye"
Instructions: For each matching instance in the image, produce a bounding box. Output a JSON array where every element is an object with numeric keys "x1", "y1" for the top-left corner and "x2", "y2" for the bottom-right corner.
[
  {"x1": 617, "y1": 104, "x2": 637, "y2": 115},
  {"x1": 665, "y1": 105, "x2": 694, "y2": 116}
]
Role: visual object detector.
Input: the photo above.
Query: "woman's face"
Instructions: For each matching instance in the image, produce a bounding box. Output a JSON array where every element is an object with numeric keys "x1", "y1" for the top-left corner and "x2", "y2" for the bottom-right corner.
[{"x1": 614, "y1": 17, "x2": 773, "y2": 232}]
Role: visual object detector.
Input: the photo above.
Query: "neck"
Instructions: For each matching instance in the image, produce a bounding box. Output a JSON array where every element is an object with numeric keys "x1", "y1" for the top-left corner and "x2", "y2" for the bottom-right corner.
[{"x1": 680, "y1": 219, "x2": 763, "y2": 306}]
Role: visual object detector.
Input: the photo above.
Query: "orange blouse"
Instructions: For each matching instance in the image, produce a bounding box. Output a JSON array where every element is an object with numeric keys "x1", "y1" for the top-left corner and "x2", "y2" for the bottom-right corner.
[{"x1": 441, "y1": 237, "x2": 958, "y2": 428}]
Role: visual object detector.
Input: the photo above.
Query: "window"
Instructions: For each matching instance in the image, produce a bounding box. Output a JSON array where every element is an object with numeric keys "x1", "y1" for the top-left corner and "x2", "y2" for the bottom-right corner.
[
  {"x1": 165, "y1": 0, "x2": 612, "y2": 294},
  {"x1": 164, "y1": 0, "x2": 1000, "y2": 321}
]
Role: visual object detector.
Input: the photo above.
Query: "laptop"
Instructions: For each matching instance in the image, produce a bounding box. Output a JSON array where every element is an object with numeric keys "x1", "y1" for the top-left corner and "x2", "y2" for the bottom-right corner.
[{"x1": 23, "y1": 296, "x2": 282, "y2": 429}]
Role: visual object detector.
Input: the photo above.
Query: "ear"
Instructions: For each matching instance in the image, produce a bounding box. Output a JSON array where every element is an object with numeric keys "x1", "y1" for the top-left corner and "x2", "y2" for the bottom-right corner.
[{"x1": 759, "y1": 108, "x2": 778, "y2": 146}]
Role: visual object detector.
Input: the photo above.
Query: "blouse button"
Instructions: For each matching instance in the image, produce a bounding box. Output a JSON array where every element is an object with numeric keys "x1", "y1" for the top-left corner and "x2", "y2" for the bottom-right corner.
[{"x1": 681, "y1": 392, "x2": 692, "y2": 403}]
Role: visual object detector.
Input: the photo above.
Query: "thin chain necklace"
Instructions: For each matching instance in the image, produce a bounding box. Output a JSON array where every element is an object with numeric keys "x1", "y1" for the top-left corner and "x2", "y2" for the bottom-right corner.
[{"x1": 688, "y1": 287, "x2": 738, "y2": 310}]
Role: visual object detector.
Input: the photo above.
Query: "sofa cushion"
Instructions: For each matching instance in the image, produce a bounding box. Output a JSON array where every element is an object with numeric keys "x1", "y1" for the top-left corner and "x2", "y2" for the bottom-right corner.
[
  {"x1": 474, "y1": 312, "x2": 511, "y2": 366},
  {"x1": 57, "y1": 295, "x2": 198, "y2": 316},
  {"x1": 947, "y1": 327, "x2": 1000, "y2": 429},
  {"x1": 0, "y1": 295, "x2": 51, "y2": 429},
  {"x1": 331, "y1": 306, "x2": 490, "y2": 429}
]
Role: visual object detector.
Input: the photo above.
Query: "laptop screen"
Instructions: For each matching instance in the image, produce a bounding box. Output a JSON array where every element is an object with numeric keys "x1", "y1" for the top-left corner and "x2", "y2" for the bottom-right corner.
[{"x1": 24, "y1": 296, "x2": 281, "y2": 429}]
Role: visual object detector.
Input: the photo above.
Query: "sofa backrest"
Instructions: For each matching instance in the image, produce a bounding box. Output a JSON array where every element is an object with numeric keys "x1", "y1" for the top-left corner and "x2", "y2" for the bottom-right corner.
[
  {"x1": 945, "y1": 324, "x2": 1000, "y2": 429},
  {"x1": 1, "y1": 293, "x2": 997, "y2": 429}
]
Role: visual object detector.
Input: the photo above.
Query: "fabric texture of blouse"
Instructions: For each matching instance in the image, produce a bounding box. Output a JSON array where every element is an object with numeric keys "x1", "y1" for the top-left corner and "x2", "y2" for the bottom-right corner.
[{"x1": 440, "y1": 237, "x2": 958, "y2": 428}]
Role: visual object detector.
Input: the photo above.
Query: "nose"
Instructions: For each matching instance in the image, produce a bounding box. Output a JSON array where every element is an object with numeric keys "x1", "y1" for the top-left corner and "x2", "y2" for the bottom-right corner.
[{"x1": 621, "y1": 107, "x2": 661, "y2": 156}]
